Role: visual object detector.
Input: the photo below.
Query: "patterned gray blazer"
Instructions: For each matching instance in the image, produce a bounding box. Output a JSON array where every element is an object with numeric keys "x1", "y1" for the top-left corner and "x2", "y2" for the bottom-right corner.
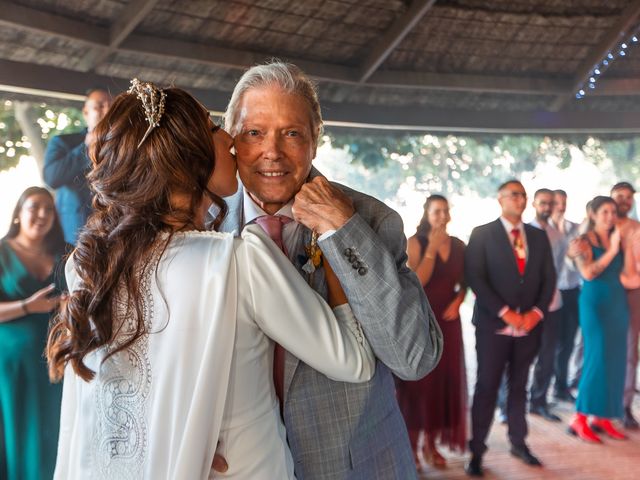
[{"x1": 218, "y1": 168, "x2": 443, "y2": 479}]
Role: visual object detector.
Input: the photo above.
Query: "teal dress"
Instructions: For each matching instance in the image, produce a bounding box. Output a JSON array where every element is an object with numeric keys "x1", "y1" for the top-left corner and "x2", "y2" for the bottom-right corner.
[
  {"x1": 576, "y1": 245, "x2": 629, "y2": 418},
  {"x1": 0, "y1": 239, "x2": 65, "y2": 480}
]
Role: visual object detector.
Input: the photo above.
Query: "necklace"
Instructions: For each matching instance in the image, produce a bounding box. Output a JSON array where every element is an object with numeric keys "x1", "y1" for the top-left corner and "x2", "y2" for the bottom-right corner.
[
  {"x1": 593, "y1": 230, "x2": 609, "y2": 249},
  {"x1": 9, "y1": 238, "x2": 49, "y2": 257}
]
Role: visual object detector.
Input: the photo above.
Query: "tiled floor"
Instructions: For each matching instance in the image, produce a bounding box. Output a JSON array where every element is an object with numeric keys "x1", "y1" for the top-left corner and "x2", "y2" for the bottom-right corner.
[
  {"x1": 417, "y1": 402, "x2": 640, "y2": 479},
  {"x1": 416, "y1": 301, "x2": 640, "y2": 479}
]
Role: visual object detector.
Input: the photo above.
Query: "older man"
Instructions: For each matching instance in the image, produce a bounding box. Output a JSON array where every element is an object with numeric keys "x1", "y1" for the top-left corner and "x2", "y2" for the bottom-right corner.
[
  {"x1": 43, "y1": 88, "x2": 111, "y2": 244},
  {"x1": 214, "y1": 61, "x2": 442, "y2": 479},
  {"x1": 465, "y1": 180, "x2": 555, "y2": 477}
]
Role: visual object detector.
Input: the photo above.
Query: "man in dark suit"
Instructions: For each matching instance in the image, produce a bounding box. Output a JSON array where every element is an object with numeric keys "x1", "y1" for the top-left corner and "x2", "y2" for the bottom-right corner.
[
  {"x1": 43, "y1": 88, "x2": 111, "y2": 244},
  {"x1": 465, "y1": 180, "x2": 556, "y2": 477}
]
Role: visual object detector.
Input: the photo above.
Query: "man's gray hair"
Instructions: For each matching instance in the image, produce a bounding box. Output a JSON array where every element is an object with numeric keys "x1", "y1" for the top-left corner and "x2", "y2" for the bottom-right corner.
[{"x1": 224, "y1": 61, "x2": 323, "y2": 144}]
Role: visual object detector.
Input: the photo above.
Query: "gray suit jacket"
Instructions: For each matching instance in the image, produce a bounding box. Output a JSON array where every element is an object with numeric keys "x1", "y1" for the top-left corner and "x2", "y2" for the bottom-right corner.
[{"x1": 219, "y1": 169, "x2": 442, "y2": 479}]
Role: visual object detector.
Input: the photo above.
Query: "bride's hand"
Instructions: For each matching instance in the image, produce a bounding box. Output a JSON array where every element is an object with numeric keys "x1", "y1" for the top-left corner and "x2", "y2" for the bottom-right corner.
[
  {"x1": 211, "y1": 441, "x2": 228, "y2": 473},
  {"x1": 325, "y1": 259, "x2": 348, "y2": 307}
]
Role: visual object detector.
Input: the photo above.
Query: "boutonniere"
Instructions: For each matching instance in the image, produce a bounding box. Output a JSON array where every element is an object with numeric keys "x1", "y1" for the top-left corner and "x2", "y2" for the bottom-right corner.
[{"x1": 302, "y1": 230, "x2": 322, "y2": 274}]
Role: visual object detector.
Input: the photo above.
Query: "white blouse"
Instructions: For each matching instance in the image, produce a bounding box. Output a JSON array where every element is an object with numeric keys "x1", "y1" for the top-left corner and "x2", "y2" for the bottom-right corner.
[{"x1": 54, "y1": 226, "x2": 374, "y2": 480}]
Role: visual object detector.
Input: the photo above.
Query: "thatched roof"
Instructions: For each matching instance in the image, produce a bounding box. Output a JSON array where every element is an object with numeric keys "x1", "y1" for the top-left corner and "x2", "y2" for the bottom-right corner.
[{"x1": 1, "y1": 0, "x2": 640, "y2": 132}]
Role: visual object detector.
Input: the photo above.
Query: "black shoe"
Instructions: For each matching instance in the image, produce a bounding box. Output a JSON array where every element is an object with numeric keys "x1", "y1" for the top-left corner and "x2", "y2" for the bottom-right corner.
[
  {"x1": 529, "y1": 405, "x2": 561, "y2": 422},
  {"x1": 510, "y1": 445, "x2": 542, "y2": 467},
  {"x1": 554, "y1": 390, "x2": 576, "y2": 403},
  {"x1": 624, "y1": 407, "x2": 639, "y2": 430},
  {"x1": 465, "y1": 455, "x2": 484, "y2": 477}
]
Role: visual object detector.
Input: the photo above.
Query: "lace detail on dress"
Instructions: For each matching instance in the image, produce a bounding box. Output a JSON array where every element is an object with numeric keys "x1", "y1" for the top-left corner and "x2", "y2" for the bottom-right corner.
[{"x1": 91, "y1": 257, "x2": 157, "y2": 479}]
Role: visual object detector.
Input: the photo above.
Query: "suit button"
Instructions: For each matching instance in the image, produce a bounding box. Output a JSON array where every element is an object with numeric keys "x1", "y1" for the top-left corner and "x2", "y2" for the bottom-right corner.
[
  {"x1": 358, "y1": 266, "x2": 368, "y2": 276},
  {"x1": 352, "y1": 261, "x2": 361, "y2": 269},
  {"x1": 349, "y1": 255, "x2": 358, "y2": 263},
  {"x1": 344, "y1": 248, "x2": 353, "y2": 256}
]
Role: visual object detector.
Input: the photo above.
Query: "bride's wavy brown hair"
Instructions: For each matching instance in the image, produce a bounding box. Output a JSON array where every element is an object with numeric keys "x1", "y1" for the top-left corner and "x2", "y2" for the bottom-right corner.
[{"x1": 47, "y1": 86, "x2": 227, "y2": 382}]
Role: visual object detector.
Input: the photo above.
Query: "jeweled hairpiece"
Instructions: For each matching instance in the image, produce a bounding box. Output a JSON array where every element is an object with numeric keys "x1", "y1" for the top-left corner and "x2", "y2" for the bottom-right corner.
[{"x1": 128, "y1": 78, "x2": 166, "y2": 149}]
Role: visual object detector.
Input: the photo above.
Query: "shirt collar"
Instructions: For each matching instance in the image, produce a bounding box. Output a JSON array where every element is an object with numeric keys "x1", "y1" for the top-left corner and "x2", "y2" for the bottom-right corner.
[
  {"x1": 500, "y1": 216, "x2": 523, "y2": 232},
  {"x1": 242, "y1": 190, "x2": 294, "y2": 224}
]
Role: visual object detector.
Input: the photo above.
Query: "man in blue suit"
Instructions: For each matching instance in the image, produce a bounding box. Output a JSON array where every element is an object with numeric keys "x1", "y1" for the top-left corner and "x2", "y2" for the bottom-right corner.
[
  {"x1": 43, "y1": 88, "x2": 111, "y2": 244},
  {"x1": 465, "y1": 180, "x2": 556, "y2": 477}
]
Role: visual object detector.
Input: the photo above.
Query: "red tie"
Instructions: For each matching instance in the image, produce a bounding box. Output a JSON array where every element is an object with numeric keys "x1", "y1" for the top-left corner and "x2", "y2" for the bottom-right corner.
[
  {"x1": 254, "y1": 215, "x2": 292, "y2": 414},
  {"x1": 511, "y1": 228, "x2": 526, "y2": 275}
]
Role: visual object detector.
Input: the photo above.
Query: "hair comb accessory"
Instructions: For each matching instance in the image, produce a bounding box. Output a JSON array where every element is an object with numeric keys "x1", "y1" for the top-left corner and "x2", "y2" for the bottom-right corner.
[{"x1": 128, "y1": 78, "x2": 166, "y2": 149}]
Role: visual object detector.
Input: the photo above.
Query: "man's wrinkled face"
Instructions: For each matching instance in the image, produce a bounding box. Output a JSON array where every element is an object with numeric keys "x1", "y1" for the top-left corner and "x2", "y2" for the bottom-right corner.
[
  {"x1": 83, "y1": 90, "x2": 112, "y2": 132},
  {"x1": 553, "y1": 193, "x2": 566, "y2": 216},
  {"x1": 611, "y1": 187, "x2": 634, "y2": 217},
  {"x1": 234, "y1": 85, "x2": 317, "y2": 215},
  {"x1": 533, "y1": 192, "x2": 554, "y2": 221}
]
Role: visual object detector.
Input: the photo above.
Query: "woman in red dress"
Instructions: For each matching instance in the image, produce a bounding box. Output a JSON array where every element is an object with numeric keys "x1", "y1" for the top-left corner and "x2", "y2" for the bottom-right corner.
[{"x1": 396, "y1": 195, "x2": 467, "y2": 469}]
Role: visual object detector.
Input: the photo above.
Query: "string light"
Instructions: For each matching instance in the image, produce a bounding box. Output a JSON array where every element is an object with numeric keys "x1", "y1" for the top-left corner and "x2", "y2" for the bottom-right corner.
[{"x1": 575, "y1": 26, "x2": 640, "y2": 99}]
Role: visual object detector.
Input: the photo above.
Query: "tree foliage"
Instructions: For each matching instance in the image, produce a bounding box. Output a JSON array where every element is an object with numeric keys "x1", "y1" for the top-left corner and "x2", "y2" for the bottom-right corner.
[
  {"x1": 326, "y1": 130, "x2": 640, "y2": 197},
  {"x1": 0, "y1": 100, "x2": 84, "y2": 171}
]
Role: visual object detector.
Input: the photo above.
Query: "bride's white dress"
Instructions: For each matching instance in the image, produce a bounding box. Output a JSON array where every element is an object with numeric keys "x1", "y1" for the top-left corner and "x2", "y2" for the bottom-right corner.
[{"x1": 53, "y1": 226, "x2": 375, "y2": 480}]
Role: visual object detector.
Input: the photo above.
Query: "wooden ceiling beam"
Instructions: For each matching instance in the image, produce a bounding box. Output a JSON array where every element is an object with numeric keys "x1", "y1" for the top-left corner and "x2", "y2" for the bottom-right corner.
[
  {"x1": 2, "y1": 1, "x2": 640, "y2": 100},
  {"x1": 357, "y1": 0, "x2": 437, "y2": 83},
  {"x1": 549, "y1": 0, "x2": 640, "y2": 111},
  {"x1": 2, "y1": 60, "x2": 640, "y2": 134},
  {"x1": 0, "y1": 59, "x2": 229, "y2": 113},
  {"x1": 0, "y1": 0, "x2": 107, "y2": 45},
  {"x1": 77, "y1": 0, "x2": 161, "y2": 72}
]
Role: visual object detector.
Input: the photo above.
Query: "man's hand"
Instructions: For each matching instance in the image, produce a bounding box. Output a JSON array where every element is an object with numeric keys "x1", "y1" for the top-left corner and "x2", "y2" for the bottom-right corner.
[
  {"x1": 521, "y1": 310, "x2": 542, "y2": 332},
  {"x1": 292, "y1": 177, "x2": 355, "y2": 234},
  {"x1": 441, "y1": 298, "x2": 462, "y2": 321},
  {"x1": 501, "y1": 309, "x2": 523, "y2": 329}
]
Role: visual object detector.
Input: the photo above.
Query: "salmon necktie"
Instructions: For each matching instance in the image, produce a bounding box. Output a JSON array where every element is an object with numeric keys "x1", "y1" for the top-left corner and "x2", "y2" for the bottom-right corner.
[{"x1": 254, "y1": 215, "x2": 292, "y2": 414}]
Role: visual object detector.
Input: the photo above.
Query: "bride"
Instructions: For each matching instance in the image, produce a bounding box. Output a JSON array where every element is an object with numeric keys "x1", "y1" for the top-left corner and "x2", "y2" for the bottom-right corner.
[{"x1": 47, "y1": 80, "x2": 374, "y2": 479}]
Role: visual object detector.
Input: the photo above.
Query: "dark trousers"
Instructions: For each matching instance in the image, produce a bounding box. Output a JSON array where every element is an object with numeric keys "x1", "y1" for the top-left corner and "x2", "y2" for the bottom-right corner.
[
  {"x1": 554, "y1": 287, "x2": 580, "y2": 395},
  {"x1": 469, "y1": 326, "x2": 542, "y2": 456},
  {"x1": 530, "y1": 309, "x2": 562, "y2": 407}
]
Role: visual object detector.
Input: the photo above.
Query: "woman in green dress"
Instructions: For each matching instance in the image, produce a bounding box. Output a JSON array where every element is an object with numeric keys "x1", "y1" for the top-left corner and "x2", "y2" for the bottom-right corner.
[
  {"x1": 0, "y1": 186, "x2": 67, "y2": 479},
  {"x1": 567, "y1": 196, "x2": 632, "y2": 443}
]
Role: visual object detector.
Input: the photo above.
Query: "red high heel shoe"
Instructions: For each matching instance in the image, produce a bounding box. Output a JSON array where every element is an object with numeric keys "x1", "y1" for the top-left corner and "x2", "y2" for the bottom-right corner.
[
  {"x1": 590, "y1": 418, "x2": 627, "y2": 440},
  {"x1": 567, "y1": 414, "x2": 602, "y2": 443}
]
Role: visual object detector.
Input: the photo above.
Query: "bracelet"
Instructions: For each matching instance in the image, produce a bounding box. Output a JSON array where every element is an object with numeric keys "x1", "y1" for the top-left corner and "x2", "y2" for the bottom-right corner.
[{"x1": 21, "y1": 300, "x2": 30, "y2": 315}]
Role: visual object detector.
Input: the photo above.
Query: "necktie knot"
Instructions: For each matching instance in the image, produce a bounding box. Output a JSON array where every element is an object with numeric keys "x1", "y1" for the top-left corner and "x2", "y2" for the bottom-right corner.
[{"x1": 254, "y1": 215, "x2": 292, "y2": 254}]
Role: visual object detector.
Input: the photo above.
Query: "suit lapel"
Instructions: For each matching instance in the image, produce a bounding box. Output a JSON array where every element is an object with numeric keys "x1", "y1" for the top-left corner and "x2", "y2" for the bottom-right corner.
[
  {"x1": 493, "y1": 219, "x2": 521, "y2": 277},
  {"x1": 523, "y1": 224, "x2": 537, "y2": 276},
  {"x1": 283, "y1": 225, "x2": 327, "y2": 400}
]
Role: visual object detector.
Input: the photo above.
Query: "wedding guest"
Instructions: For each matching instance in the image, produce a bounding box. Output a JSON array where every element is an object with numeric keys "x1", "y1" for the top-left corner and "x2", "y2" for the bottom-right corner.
[
  {"x1": 528, "y1": 189, "x2": 564, "y2": 422},
  {"x1": 569, "y1": 200, "x2": 595, "y2": 390},
  {"x1": 397, "y1": 195, "x2": 467, "y2": 469},
  {"x1": 44, "y1": 88, "x2": 112, "y2": 244},
  {"x1": 0, "y1": 186, "x2": 67, "y2": 480},
  {"x1": 549, "y1": 190, "x2": 582, "y2": 403},
  {"x1": 567, "y1": 196, "x2": 631, "y2": 442},
  {"x1": 465, "y1": 180, "x2": 555, "y2": 477},
  {"x1": 48, "y1": 81, "x2": 375, "y2": 479},
  {"x1": 610, "y1": 182, "x2": 640, "y2": 429}
]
